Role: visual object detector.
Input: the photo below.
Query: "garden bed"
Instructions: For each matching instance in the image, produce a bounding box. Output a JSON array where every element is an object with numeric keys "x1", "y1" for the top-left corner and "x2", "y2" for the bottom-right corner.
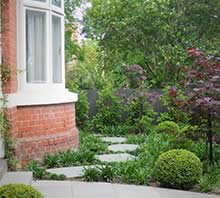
[{"x1": 26, "y1": 131, "x2": 220, "y2": 195}]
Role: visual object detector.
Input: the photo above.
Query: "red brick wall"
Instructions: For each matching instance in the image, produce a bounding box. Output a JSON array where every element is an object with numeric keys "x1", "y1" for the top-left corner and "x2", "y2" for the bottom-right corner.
[
  {"x1": 2, "y1": 0, "x2": 18, "y2": 94},
  {"x1": 8, "y1": 103, "x2": 79, "y2": 166}
]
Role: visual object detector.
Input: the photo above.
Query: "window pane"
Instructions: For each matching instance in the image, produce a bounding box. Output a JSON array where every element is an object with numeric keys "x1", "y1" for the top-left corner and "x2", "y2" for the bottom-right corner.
[
  {"x1": 52, "y1": 0, "x2": 61, "y2": 7},
  {"x1": 52, "y1": 15, "x2": 62, "y2": 83},
  {"x1": 26, "y1": 10, "x2": 46, "y2": 83}
]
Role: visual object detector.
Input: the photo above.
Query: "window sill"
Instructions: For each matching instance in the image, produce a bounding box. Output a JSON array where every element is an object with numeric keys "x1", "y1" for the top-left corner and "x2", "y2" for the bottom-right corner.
[{"x1": 7, "y1": 89, "x2": 78, "y2": 107}]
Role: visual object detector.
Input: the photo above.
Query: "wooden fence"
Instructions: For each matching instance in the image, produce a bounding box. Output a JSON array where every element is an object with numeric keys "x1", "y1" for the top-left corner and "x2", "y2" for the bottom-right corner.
[{"x1": 86, "y1": 89, "x2": 167, "y2": 119}]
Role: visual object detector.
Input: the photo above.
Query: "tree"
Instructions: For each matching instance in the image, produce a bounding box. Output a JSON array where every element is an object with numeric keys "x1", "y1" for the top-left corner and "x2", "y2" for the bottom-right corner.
[
  {"x1": 67, "y1": 39, "x2": 110, "y2": 90},
  {"x1": 170, "y1": 48, "x2": 220, "y2": 162},
  {"x1": 85, "y1": 0, "x2": 220, "y2": 87},
  {"x1": 64, "y1": 0, "x2": 81, "y2": 63},
  {"x1": 186, "y1": 48, "x2": 220, "y2": 162}
]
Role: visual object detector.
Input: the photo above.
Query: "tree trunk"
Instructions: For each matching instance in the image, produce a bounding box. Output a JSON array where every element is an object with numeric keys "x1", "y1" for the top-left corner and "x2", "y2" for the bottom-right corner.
[{"x1": 207, "y1": 112, "x2": 213, "y2": 163}]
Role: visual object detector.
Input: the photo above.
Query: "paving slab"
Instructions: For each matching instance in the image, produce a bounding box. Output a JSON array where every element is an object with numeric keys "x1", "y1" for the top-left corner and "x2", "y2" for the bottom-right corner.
[
  {"x1": 108, "y1": 144, "x2": 139, "y2": 152},
  {"x1": 113, "y1": 183, "x2": 220, "y2": 198},
  {"x1": 0, "y1": 172, "x2": 33, "y2": 185},
  {"x1": 101, "y1": 137, "x2": 127, "y2": 144},
  {"x1": 47, "y1": 165, "x2": 99, "y2": 179},
  {"x1": 72, "y1": 181, "x2": 117, "y2": 198},
  {"x1": 33, "y1": 181, "x2": 220, "y2": 198},
  {"x1": 95, "y1": 153, "x2": 136, "y2": 163},
  {"x1": 33, "y1": 181, "x2": 72, "y2": 198},
  {"x1": 0, "y1": 159, "x2": 7, "y2": 179}
]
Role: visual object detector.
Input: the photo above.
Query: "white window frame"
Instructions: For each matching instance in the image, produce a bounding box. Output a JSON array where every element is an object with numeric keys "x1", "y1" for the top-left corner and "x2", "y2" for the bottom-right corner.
[
  {"x1": 17, "y1": 0, "x2": 65, "y2": 92},
  {"x1": 51, "y1": 12, "x2": 65, "y2": 84},
  {"x1": 12, "y1": 0, "x2": 77, "y2": 107}
]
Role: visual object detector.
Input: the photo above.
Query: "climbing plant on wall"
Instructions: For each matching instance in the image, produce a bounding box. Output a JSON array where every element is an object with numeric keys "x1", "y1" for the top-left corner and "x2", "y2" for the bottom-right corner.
[{"x1": 0, "y1": 0, "x2": 17, "y2": 170}]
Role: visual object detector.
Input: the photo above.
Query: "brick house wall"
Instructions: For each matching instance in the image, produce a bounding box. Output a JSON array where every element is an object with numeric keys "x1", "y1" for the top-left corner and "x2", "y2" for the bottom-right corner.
[
  {"x1": 1, "y1": 0, "x2": 79, "y2": 166},
  {"x1": 8, "y1": 104, "x2": 79, "y2": 166},
  {"x1": 1, "y1": 0, "x2": 17, "y2": 94}
]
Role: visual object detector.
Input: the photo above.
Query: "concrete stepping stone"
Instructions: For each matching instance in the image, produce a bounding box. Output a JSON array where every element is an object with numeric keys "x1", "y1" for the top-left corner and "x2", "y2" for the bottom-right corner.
[
  {"x1": 108, "y1": 144, "x2": 139, "y2": 152},
  {"x1": 93, "y1": 134, "x2": 103, "y2": 137},
  {"x1": 95, "y1": 153, "x2": 136, "y2": 163},
  {"x1": 47, "y1": 165, "x2": 98, "y2": 179},
  {"x1": 101, "y1": 137, "x2": 127, "y2": 144}
]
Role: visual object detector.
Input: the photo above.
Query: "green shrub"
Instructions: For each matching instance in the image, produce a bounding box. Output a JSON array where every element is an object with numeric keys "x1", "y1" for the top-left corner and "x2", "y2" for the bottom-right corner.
[
  {"x1": 154, "y1": 149, "x2": 202, "y2": 189},
  {"x1": 115, "y1": 160, "x2": 151, "y2": 185},
  {"x1": 26, "y1": 161, "x2": 66, "y2": 180},
  {"x1": 83, "y1": 165, "x2": 115, "y2": 182},
  {"x1": 0, "y1": 184, "x2": 43, "y2": 198},
  {"x1": 156, "y1": 121, "x2": 180, "y2": 134},
  {"x1": 127, "y1": 135, "x2": 147, "y2": 144},
  {"x1": 93, "y1": 86, "x2": 122, "y2": 133},
  {"x1": 100, "y1": 125, "x2": 132, "y2": 135},
  {"x1": 26, "y1": 161, "x2": 46, "y2": 179},
  {"x1": 125, "y1": 93, "x2": 155, "y2": 134},
  {"x1": 42, "y1": 149, "x2": 96, "y2": 168},
  {"x1": 75, "y1": 91, "x2": 89, "y2": 128},
  {"x1": 80, "y1": 132, "x2": 107, "y2": 153},
  {"x1": 155, "y1": 121, "x2": 195, "y2": 150},
  {"x1": 159, "y1": 86, "x2": 191, "y2": 124},
  {"x1": 196, "y1": 163, "x2": 220, "y2": 193},
  {"x1": 83, "y1": 167, "x2": 101, "y2": 182},
  {"x1": 83, "y1": 158, "x2": 152, "y2": 185}
]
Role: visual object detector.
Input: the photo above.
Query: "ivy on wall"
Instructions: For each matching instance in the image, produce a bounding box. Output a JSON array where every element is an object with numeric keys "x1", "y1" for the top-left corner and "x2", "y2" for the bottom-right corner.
[{"x1": 0, "y1": 0, "x2": 17, "y2": 170}]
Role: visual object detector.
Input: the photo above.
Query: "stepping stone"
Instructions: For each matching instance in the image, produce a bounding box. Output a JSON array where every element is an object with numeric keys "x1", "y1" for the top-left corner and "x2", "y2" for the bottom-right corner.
[
  {"x1": 47, "y1": 165, "x2": 97, "y2": 179},
  {"x1": 93, "y1": 134, "x2": 103, "y2": 137},
  {"x1": 95, "y1": 153, "x2": 136, "y2": 163},
  {"x1": 108, "y1": 144, "x2": 139, "y2": 152},
  {"x1": 101, "y1": 137, "x2": 127, "y2": 144}
]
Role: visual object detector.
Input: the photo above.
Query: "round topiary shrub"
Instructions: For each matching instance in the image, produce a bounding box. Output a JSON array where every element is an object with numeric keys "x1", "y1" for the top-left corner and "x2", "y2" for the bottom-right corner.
[
  {"x1": 154, "y1": 149, "x2": 202, "y2": 189},
  {"x1": 0, "y1": 184, "x2": 43, "y2": 198},
  {"x1": 155, "y1": 121, "x2": 180, "y2": 134}
]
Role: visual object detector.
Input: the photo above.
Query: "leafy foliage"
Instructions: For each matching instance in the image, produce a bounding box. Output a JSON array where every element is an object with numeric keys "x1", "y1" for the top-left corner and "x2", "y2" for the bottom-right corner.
[
  {"x1": 197, "y1": 163, "x2": 220, "y2": 193},
  {"x1": 0, "y1": 97, "x2": 17, "y2": 171},
  {"x1": 42, "y1": 149, "x2": 96, "y2": 168},
  {"x1": 85, "y1": 0, "x2": 220, "y2": 87},
  {"x1": 156, "y1": 121, "x2": 180, "y2": 134},
  {"x1": 125, "y1": 91, "x2": 156, "y2": 134},
  {"x1": 84, "y1": 164, "x2": 116, "y2": 182},
  {"x1": 83, "y1": 159, "x2": 152, "y2": 185},
  {"x1": 80, "y1": 132, "x2": 107, "y2": 153},
  {"x1": 64, "y1": 0, "x2": 81, "y2": 63},
  {"x1": 169, "y1": 48, "x2": 220, "y2": 162},
  {"x1": 26, "y1": 161, "x2": 66, "y2": 180},
  {"x1": 0, "y1": 184, "x2": 43, "y2": 198},
  {"x1": 154, "y1": 149, "x2": 203, "y2": 189},
  {"x1": 92, "y1": 86, "x2": 122, "y2": 133},
  {"x1": 67, "y1": 40, "x2": 109, "y2": 90},
  {"x1": 75, "y1": 91, "x2": 89, "y2": 128}
]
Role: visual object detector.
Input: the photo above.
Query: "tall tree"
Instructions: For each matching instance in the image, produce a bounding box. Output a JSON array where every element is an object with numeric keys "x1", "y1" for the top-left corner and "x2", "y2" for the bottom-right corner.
[
  {"x1": 85, "y1": 0, "x2": 220, "y2": 87},
  {"x1": 64, "y1": 0, "x2": 81, "y2": 63}
]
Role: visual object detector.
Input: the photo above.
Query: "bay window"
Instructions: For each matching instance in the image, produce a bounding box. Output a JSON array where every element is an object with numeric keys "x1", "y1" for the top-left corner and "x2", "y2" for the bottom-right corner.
[
  {"x1": 18, "y1": 0, "x2": 65, "y2": 89},
  {"x1": 13, "y1": 0, "x2": 77, "y2": 106}
]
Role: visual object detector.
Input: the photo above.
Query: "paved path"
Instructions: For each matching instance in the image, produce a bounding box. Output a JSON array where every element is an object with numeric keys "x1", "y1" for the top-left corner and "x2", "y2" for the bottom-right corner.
[
  {"x1": 33, "y1": 181, "x2": 220, "y2": 198},
  {"x1": 46, "y1": 136, "x2": 138, "y2": 179},
  {"x1": 101, "y1": 137, "x2": 127, "y2": 143}
]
